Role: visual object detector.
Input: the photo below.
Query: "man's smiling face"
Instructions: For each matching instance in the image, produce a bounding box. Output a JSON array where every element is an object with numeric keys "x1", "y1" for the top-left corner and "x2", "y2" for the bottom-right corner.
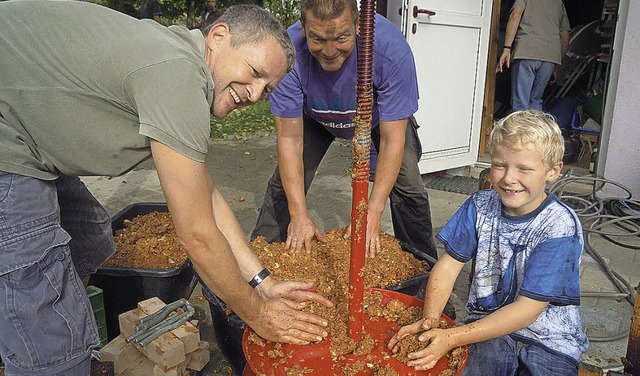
[
  {"x1": 301, "y1": 9, "x2": 357, "y2": 72},
  {"x1": 205, "y1": 25, "x2": 288, "y2": 119}
]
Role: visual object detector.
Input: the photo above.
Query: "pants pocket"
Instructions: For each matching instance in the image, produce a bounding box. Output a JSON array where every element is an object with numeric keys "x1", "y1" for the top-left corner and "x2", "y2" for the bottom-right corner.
[{"x1": 0, "y1": 243, "x2": 98, "y2": 373}]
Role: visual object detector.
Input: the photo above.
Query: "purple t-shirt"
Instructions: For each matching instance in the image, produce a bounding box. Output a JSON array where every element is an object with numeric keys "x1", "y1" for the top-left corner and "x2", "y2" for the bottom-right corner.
[{"x1": 268, "y1": 14, "x2": 419, "y2": 140}]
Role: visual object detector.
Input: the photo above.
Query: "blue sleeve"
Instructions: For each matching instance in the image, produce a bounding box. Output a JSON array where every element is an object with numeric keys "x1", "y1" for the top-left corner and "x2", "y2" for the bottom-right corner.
[
  {"x1": 520, "y1": 236, "x2": 582, "y2": 305},
  {"x1": 374, "y1": 17, "x2": 419, "y2": 122},
  {"x1": 267, "y1": 63, "x2": 304, "y2": 119},
  {"x1": 436, "y1": 197, "x2": 478, "y2": 263}
]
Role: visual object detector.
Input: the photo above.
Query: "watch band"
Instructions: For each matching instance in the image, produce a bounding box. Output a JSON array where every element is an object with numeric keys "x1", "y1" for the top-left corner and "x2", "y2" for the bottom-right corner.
[
  {"x1": 248, "y1": 268, "x2": 270, "y2": 288},
  {"x1": 504, "y1": 45, "x2": 512, "y2": 50}
]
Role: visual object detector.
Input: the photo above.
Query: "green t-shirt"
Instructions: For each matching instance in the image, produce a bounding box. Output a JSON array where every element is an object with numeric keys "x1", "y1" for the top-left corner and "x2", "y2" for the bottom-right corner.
[
  {"x1": 0, "y1": 0, "x2": 214, "y2": 180},
  {"x1": 512, "y1": 0, "x2": 570, "y2": 64}
]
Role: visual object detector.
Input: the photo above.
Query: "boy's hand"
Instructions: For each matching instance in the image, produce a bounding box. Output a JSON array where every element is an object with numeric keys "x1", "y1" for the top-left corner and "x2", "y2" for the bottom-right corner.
[
  {"x1": 388, "y1": 317, "x2": 439, "y2": 352},
  {"x1": 406, "y1": 327, "x2": 455, "y2": 371}
]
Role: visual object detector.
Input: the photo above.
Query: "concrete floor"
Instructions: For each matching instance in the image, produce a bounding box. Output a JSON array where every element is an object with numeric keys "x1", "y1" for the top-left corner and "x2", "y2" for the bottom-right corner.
[{"x1": 82, "y1": 132, "x2": 637, "y2": 375}]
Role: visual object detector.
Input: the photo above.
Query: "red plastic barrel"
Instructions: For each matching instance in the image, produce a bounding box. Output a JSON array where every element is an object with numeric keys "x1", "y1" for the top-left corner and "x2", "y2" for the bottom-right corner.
[{"x1": 242, "y1": 288, "x2": 467, "y2": 375}]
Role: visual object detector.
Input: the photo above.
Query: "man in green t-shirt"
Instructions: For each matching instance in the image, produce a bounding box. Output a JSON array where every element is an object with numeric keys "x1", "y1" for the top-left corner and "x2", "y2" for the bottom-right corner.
[
  {"x1": 0, "y1": 2, "x2": 331, "y2": 375},
  {"x1": 496, "y1": 0, "x2": 570, "y2": 111}
]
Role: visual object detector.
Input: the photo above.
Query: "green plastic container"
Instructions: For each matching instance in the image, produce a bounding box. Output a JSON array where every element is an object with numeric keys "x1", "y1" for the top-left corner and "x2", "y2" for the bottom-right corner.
[{"x1": 86, "y1": 285, "x2": 108, "y2": 349}]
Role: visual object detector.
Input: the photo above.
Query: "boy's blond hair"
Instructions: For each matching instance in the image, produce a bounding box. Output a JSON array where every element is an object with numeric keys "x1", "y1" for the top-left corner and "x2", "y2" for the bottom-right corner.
[{"x1": 488, "y1": 110, "x2": 565, "y2": 168}]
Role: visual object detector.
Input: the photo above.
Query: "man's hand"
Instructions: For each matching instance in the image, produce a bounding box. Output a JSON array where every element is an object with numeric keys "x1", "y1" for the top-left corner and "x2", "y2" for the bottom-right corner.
[
  {"x1": 256, "y1": 279, "x2": 333, "y2": 308},
  {"x1": 247, "y1": 297, "x2": 330, "y2": 344},
  {"x1": 496, "y1": 49, "x2": 511, "y2": 73},
  {"x1": 343, "y1": 210, "x2": 383, "y2": 258},
  {"x1": 248, "y1": 279, "x2": 333, "y2": 344},
  {"x1": 286, "y1": 214, "x2": 326, "y2": 253}
]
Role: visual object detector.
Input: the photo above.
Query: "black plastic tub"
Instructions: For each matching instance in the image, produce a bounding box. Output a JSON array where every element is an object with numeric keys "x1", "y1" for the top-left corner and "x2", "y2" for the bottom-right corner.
[
  {"x1": 201, "y1": 240, "x2": 434, "y2": 375},
  {"x1": 201, "y1": 283, "x2": 246, "y2": 376},
  {"x1": 88, "y1": 202, "x2": 198, "y2": 340}
]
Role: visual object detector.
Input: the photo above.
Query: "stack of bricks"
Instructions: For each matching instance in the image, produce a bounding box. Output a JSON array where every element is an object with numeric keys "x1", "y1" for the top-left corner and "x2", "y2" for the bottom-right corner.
[{"x1": 100, "y1": 297, "x2": 211, "y2": 376}]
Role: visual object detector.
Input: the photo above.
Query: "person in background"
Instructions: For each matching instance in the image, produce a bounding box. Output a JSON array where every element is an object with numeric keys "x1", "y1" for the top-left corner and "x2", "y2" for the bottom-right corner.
[
  {"x1": 251, "y1": 0, "x2": 438, "y2": 262},
  {"x1": 199, "y1": 0, "x2": 222, "y2": 31},
  {"x1": 140, "y1": 0, "x2": 162, "y2": 23},
  {"x1": 388, "y1": 110, "x2": 588, "y2": 375},
  {"x1": 496, "y1": 0, "x2": 570, "y2": 111},
  {"x1": 0, "y1": 3, "x2": 332, "y2": 375}
]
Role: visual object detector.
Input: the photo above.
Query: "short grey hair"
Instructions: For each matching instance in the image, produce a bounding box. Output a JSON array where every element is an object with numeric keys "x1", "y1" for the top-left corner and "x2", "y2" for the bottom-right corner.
[
  {"x1": 300, "y1": 0, "x2": 358, "y2": 24},
  {"x1": 201, "y1": 5, "x2": 295, "y2": 72}
]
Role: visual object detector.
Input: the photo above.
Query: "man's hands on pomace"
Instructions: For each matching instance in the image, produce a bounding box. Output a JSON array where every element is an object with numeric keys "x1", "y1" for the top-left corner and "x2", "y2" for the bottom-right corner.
[
  {"x1": 286, "y1": 214, "x2": 326, "y2": 253},
  {"x1": 251, "y1": 279, "x2": 333, "y2": 344},
  {"x1": 343, "y1": 209, "x2": 383, "y2": 258}
]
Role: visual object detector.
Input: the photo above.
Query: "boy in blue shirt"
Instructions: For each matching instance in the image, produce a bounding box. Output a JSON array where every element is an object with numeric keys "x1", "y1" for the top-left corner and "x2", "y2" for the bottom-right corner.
[{"x1": 388, "y1": 110, "x2": 588, "y2": 375}]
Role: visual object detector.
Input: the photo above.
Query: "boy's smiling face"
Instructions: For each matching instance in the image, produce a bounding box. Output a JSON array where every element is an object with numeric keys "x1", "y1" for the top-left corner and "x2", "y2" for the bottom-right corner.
[{"x1": 490, "y1": 143, "x2": 562, "y2": 216}]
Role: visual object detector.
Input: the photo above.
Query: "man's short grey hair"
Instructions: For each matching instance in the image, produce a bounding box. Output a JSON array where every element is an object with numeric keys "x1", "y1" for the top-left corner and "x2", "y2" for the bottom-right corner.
[
  {"x1": 201, "y1": 5, "x2": 295, "y2": 72},
  {"x1": 300, "y1": 0, "x2": 359, "y2": 24}
]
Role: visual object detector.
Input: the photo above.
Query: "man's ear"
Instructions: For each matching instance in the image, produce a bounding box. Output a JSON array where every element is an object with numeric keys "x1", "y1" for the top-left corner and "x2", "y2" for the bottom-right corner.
[
  {"x1": 206, "y1": 22, "x2": 230, "y2": 47},
  {"x1": 300, "y1": 16, "x2": 306, "y2": 39}
]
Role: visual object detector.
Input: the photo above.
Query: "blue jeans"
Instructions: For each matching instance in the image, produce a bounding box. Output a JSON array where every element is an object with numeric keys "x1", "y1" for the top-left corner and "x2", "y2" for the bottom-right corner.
[
  {"x1": 461, "y1": 336, "x2": 578, "y2": 376},
  {"x1": 250, "y1": 116, "x2": 437, "y2": 261},
  {"x1": 511, "y1": 59, "x2": 556, "y2": 111},
  {"x1": 0, "y1": 172, "x2": 115, "y2": 375}
]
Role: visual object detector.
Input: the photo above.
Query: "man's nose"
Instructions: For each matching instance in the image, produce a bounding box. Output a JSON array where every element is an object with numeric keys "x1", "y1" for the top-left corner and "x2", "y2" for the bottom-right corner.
[
  {"x1": 324, "y1": 42, "x2": 337, "y2": 56},
  {"x1": 247, "y1": 84, "x2": 264, "y2": 103}
]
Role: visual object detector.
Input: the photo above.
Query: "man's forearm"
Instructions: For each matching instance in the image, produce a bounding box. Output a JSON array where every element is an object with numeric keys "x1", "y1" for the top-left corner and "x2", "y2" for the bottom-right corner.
[
  {"x1": 369, "y1": 121, "x2": 406, "y2": 214},
  {"x1": 275, "y1": 116, "x2": 309, "y2": 218},
  {"x1": 209, "y1": 183, "x2": 264, "y2": 280},
  {"x1": 503, "y1": 7, "x2": 523, "y2": 48}
]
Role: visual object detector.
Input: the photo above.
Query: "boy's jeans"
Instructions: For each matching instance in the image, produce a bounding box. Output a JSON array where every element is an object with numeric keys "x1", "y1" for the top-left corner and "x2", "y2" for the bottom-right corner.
[{"x1": 461, "y1": 335, "x2": 578, "y2": 376}]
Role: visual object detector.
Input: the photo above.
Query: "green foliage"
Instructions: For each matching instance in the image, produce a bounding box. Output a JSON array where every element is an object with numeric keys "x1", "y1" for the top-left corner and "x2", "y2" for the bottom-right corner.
[
  {"x1": 89, "y1": 0, "x2": 300, "y2": 32},
  {"x1": 210, "y1": 98, "x2": 275, "y2": 139},
  {"x1": 263, "y1": 0, "x2": 300, "y2": 28}
]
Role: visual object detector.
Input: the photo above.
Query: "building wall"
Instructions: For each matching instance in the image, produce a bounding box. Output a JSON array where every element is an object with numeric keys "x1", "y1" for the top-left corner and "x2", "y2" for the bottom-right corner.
[{"x1": 602, "y1": 0, "x2": 640, "y2": 198}]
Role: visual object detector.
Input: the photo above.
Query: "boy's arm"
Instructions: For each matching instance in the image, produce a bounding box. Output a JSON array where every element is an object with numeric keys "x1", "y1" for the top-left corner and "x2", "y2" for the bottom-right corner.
[
  {"x1": 388, "y1": 253, "x2": 464, "y2": 349},
  {"x1": 422, "y1": 253, "x2": 465, "y2": 321},
  {"x1": 407, "y1": 296, "x2": 548, "y2": 371}
]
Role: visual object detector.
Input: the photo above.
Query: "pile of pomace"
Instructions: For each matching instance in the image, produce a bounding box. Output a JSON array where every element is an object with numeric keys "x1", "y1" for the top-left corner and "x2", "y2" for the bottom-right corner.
[
  {"x1": 249, "y1": 229, "x2": 465, "y2": 375},
  {"x1": 103, "y1": 213, "x2": 464, "y2": 374},
  {"x1": 104, "y1": 211, "x2": 188, "y2": 269}
]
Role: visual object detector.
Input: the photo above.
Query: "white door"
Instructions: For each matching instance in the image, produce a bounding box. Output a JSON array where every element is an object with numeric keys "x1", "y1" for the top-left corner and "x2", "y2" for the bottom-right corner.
[{"x1": 400, "y1": 0, "x2": 493, "y2": 173}]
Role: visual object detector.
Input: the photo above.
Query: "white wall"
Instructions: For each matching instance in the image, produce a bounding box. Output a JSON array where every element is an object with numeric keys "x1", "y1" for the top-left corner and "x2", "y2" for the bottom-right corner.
[{"x1": 601, "y1": 0, "x2": 640, "y2": 198}]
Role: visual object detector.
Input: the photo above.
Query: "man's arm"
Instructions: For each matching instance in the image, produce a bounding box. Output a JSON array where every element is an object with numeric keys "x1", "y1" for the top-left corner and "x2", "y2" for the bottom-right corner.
[
  {"x1": 150, "y1": 140, "x2": 329, "y2": 344},
  {"x1": 496, "y1": 6, "x2": 524, "y2": 73},
  {"x1": 560, "y1": 30, "x2": 570, "y2": 60},
  {"x1": 275, "y1": 116, "x2": 325, "y2": 253},
  {"x1": 360, "y1": 119, "x2": 407, "y2": 257}
]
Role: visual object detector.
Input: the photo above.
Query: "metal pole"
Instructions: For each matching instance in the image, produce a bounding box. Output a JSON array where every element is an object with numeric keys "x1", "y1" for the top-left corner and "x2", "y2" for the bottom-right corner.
[{"x1": 348, "y1": 0, "x2": 375, "y2": 342}]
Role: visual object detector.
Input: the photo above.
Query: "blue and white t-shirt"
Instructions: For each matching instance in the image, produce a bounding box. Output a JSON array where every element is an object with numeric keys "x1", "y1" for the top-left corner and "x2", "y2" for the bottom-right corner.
[
  {"x1": 267, "y1": 14, "x2": 419, "y2": 140},
  {"x1": 437, "y1": 190, "x2": 588, "y2": 363}
]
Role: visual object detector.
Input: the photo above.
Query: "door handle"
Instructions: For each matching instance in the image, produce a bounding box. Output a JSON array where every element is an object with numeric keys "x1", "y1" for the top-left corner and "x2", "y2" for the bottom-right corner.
[{"x1": 413, "y1": 6, "x2": 436, "y2": 17}]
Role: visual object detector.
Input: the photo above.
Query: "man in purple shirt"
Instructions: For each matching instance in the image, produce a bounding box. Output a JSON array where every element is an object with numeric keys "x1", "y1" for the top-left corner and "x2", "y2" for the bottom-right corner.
[{"x1": 251, "y1": 0, "x2": 437, "y2": 262}]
